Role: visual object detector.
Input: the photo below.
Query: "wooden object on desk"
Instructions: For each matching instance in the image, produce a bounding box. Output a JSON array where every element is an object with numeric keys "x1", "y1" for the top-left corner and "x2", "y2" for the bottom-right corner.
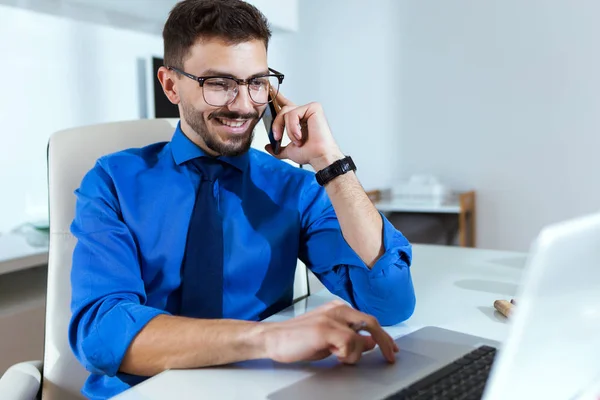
[
  {"x1": 493, "y1": 299, "x2": 513, "y2": 318},
  {"x1": 367, "y1": 189, "x2": 477, "y2": 247},
  {"x1": 459, "y1": 191, "x2": 476, "y2": 247}
]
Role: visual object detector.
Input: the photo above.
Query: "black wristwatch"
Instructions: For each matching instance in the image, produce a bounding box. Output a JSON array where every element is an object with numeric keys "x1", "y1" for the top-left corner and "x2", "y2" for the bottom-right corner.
[{"x1": 315, "y1": 156, "x2": 356, "y2": 186}]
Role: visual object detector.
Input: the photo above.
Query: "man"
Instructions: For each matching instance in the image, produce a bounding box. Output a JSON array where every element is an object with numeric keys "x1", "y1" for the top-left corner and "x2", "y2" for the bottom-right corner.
[{"x1": 69, "y1": 0, "x2": 416, "y2": 398}]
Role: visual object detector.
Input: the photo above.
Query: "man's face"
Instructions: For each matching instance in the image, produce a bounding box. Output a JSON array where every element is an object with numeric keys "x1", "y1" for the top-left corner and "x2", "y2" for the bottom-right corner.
[{"x1": 176, "y1": 38, "x2": 268, "y2": 157}]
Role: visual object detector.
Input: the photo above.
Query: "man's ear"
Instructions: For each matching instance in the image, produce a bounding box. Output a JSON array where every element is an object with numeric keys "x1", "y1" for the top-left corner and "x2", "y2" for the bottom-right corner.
[{"x1": 157, "y1": 66, "x2": 180, "y2": 105}]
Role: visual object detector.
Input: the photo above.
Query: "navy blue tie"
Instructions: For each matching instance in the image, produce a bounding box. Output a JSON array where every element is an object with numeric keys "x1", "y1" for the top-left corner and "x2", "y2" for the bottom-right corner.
[{"x1": 180, "y1": 157, "x2": 226, "y2": 319}]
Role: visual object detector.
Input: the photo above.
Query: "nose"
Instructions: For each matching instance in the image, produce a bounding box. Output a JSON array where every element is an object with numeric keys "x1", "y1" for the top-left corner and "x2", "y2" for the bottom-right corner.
[{"x1": 227, "y1": 84, "x2": 256, "y2": 115}]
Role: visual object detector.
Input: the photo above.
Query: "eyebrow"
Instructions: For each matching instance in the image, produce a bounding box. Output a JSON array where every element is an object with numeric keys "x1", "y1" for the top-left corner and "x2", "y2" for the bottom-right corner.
[{"x1": 200, "y1": 68, "x2": 270, "y2": 79}]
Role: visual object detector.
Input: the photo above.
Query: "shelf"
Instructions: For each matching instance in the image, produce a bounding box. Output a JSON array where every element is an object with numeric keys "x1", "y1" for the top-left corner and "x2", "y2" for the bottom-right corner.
[{"x1": 375, "y1": 200, "x2": 461, "y2": 214}]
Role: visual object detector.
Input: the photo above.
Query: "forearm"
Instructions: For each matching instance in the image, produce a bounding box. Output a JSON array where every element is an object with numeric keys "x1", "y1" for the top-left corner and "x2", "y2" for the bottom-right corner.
[
  {"x1": 120, "y1": 314, "x2": 266, "y2": 376},
  {"x1": 311, "y1": 153, "x2": 384, "y2": 267}
]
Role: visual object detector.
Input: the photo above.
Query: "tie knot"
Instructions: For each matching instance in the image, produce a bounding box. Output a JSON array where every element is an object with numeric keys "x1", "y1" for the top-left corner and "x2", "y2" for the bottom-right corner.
[{"x1": 190, "y1": 157, "x2": 226, "y2": 182}]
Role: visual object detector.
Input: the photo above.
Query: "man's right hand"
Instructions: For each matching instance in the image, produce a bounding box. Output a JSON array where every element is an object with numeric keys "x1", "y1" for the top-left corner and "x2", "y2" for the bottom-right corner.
[
  {"x1": 121, "y1": 300, "x2": 399, "y2": 376},
  {"x1": 260, "y1": 300, "x2": 399, "y2": 365}
]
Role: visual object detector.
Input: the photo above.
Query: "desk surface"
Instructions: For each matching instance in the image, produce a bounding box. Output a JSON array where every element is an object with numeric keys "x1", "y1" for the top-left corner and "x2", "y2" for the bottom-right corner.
[
  {"x1": 115, "y1": 244, "x2": 527, "y2": 400},
  {"x1": 375, "y1": 200, "x2": 461, "y2": 214},
  {"x1": 0, "y1": 233, "x2": 49, "y2": 276}
]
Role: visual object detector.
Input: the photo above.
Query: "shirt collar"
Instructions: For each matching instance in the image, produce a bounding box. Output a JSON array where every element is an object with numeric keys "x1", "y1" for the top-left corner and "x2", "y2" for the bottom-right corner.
[{"x1": 170, "y1": 121, "x2": 249, "y2": 172}]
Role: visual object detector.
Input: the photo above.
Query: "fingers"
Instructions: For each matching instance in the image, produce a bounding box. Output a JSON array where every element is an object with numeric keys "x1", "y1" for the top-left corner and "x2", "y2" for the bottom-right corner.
[
  {"x1": 267, "y1": 300, "x2": 394, "y2": 366},
  {"x1": 283, "y1": 110, "x2": 303, "y2": 142},
  {"x1": 325, "y1": 320, "x2": 371, "y2": 365},
  {"x1": 305, "y1": 349, "x2": 333, "y2": 362},
  {"x1": 271, "y1": 105, "x2": 291, "y2": 142},
  {"x1": 363, "y1": 335, "x2": 377, "y2": 352},
  {"x1": 271, "y1": 104, "x2": 308, "y2": 145},
  {"x1": 264, "y1": 144, "x2": 275, "y2": 156},
  {"x1": 265, "y1": 142, "x2": 295, "y2": 162},
  {"x1": 264, "y1": 144, "x2": 286, "y2": 160},
  {"x1": 315, "y1": 302, "x2": 396, "y2": 362},
  {"x1": 362, "y1": 317, "x2": 397, "y2": 363},
  {"x1": 330, "y1": 306, "x2": 397, "y2": 364}
]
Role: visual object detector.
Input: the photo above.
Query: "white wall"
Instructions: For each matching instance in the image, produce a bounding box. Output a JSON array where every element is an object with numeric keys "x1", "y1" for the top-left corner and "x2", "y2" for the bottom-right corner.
[
  {"x1": 0, "y1": 5, "x2": 162, "y2": 232},
  {"x1": 399, "y1": 0, "x2": 600, "y2": 251},
  {"x1": 0, "y1": 0, "x2": 299, "y2": 35},
  {"x1": 286, "y1": 0, "x2": 403, "y2": 190},
  {"x1": 11, "y1": 0, "x2": 599, "y2": 252},
  {"x1": 250, "y1": 0, "x2": 299, "y2": 32},
  {"x1": 0, "y1": 5, "x2": 296, "y2": 233}
]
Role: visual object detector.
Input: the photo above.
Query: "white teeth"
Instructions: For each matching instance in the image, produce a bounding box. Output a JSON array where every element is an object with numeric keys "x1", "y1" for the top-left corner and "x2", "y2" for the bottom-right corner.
[{"x1": 218, "y1": 118, "x2": 245, "y2": 128}]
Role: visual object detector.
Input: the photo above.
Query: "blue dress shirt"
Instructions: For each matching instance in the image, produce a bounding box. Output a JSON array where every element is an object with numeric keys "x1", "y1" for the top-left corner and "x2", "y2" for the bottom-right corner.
[{"x1": 69, "y1": 123, "x2": 416, "y2": 399}]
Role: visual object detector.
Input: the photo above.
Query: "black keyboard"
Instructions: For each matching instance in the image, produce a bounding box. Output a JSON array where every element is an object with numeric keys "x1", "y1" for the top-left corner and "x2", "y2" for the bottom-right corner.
[{"x1": 382, "y1": 345, "x2": 497, "y2": 400}]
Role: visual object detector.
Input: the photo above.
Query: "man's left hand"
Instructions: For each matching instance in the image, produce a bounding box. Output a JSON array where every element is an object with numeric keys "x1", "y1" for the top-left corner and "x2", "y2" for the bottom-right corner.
[{"x1": 265, "y1": 92, "x2": 345, "y2": 171}]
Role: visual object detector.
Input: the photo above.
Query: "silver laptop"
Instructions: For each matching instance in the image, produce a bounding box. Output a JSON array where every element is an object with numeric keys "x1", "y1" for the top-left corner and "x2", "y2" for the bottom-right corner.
[{"x1": 268, "y1": 212, "x2": 600, "y2": 400}]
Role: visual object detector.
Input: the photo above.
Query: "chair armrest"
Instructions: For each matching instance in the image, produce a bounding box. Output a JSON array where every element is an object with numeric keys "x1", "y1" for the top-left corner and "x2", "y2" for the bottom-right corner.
[{"x1": 0, "y1": 361, "x2": 43, "y2": 400}]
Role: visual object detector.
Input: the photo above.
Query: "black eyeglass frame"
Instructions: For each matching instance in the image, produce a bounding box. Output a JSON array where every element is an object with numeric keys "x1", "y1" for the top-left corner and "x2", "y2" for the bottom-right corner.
[{"x1": 167, "y1": 66, "x2": 285, "y2": 106}]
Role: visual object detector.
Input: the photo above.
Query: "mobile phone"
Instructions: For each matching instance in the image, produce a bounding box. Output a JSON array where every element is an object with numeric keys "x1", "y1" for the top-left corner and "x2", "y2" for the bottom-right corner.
[{"x1": 262, "y1": 88, "x2": 283, "y2": 155}]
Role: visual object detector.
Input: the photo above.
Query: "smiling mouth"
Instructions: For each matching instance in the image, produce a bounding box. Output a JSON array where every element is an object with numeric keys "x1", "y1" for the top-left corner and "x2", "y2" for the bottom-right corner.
[{"x1": 214, "y1": 117, "x2": 251, "y2": 129}]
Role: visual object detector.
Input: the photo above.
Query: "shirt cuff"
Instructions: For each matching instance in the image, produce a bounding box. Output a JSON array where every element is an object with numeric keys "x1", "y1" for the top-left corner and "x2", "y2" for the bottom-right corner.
[
  {"x1": 369, "y1": 212, "x2": 412, "y2": 275},
  {"x1": 80, "y1": 302, "x2": 169, "y2": 377},
  {"x1": 344, "y1": 214, "x2": 415, "y2": 325},
  {"x1": 333, "y1": 212, "x2": 412, "y2": 274}
]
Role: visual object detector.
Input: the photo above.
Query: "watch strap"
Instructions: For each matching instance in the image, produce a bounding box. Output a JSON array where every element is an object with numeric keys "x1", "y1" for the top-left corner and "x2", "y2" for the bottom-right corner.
[{"x1": 315, "y1": 156, "x2": 356, "y2": 186}]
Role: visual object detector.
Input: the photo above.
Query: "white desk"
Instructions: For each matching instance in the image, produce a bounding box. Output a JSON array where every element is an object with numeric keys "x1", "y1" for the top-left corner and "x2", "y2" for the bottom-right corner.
[
  {"x1": 0, "y1": 233, "x2": 48, "y2": 276},
  {"x1": 115, "y1": 244, "x2": 527, "y2": 400}
]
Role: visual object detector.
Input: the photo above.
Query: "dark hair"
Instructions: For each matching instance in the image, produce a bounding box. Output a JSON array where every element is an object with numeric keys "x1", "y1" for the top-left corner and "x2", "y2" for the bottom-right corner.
[{"x1": 163, "y1": 0, "x2": 272, "y2": 69}]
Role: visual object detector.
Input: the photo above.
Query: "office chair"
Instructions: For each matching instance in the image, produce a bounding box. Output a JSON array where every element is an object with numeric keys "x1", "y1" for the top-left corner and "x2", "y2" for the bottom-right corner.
[{"x1": 0, "y1": 119, "x2": 310, "y2": 400}]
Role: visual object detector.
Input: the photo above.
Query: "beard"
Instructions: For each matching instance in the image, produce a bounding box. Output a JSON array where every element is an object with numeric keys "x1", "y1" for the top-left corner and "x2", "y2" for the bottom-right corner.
[{"x1": 180, "y1": 100, "x2": 258, "y2": 157}]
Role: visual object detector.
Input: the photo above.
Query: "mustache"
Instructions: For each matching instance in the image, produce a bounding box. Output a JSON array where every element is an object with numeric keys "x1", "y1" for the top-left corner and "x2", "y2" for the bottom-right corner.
[{"x1": 208, "y1": 111, "x2": 259, "y2": 120}]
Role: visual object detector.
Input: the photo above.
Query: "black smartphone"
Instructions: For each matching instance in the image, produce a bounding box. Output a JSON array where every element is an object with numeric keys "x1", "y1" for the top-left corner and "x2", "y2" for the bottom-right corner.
[{"x1": 263, "y1": 88, "x2": 282, "y2": 155}]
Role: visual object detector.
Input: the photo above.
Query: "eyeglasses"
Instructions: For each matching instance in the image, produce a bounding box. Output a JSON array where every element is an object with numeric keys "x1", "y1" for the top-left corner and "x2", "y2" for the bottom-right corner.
[{"x1": 167, "y1": 66, "x2": 284, "y2": 107}]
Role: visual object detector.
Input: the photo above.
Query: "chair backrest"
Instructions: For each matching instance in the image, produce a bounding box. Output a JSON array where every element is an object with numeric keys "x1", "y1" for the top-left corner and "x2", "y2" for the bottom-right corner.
[
  {"x1": 45, "y1": 119, "x2": 178, "y2": 399},
  {"x1": 45, "y1": 118, "x2": 309, "y2": 399}
]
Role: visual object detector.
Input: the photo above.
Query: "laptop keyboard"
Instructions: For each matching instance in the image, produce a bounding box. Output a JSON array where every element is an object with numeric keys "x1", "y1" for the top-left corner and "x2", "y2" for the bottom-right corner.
[{"x1": 382, "y1": 345, "x2": 497, "y2": 400}]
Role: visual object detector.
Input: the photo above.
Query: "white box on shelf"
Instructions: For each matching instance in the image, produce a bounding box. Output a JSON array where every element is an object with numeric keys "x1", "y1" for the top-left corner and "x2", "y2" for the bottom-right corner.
[{"x1": 391, "y1": 175, "x2": 452, "y2": 206}]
